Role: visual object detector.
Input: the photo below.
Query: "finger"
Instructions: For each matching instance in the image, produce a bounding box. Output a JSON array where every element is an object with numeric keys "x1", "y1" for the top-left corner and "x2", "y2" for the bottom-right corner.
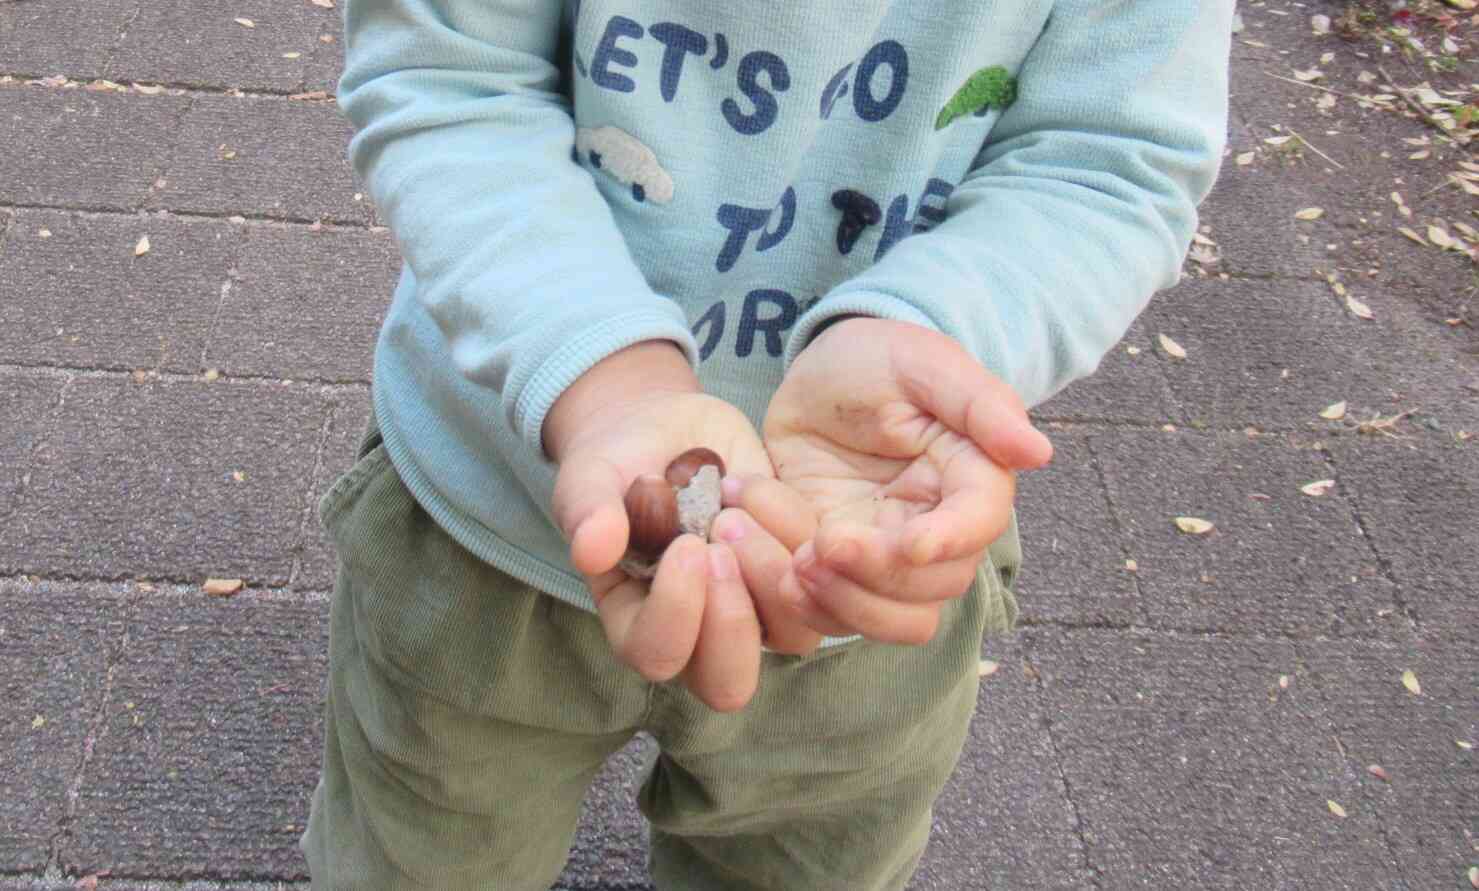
[
  {"x1": 719, "y1": 474, "x2": 818, "y2": 552},
  {"x1": 899, "y1": 451, "x2": 1017, "y2": 566},
  {"x1": 682, "y1": 543, "x2": 762, "y2": 712},
  {"x1": 607, "y1": 534, "x2": 707, "y2": 682},
  {"x1": 552, "y1": 453, "x2": 630, "y2": 576},
  {"x1": 777, "y1": 566, "x2": 857, "y2": 638},
  {"x1": 711, "y1": 508, "x2": 823, "y2": 656},
  {"x1": 788, "y1": 547, "x2": 945, "y2": 645},
  {"x1": 891, "y1": 334, "x2": 1054, "y2": 471},
  {"x1": 811, "y1": 525, "x2": 982, "y2": 605}
]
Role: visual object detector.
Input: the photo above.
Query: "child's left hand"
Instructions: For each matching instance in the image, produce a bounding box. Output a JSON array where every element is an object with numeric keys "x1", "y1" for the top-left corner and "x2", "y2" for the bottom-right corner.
[{"x1": 727, "y1": 317, "x2": 1053, "y2": 645}]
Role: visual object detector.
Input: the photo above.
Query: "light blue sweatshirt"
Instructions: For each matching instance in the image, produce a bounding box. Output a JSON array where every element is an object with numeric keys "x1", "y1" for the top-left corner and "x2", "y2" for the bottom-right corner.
[{"x1": 338, "y1": 0, "x2": 1231, "y2": 618}]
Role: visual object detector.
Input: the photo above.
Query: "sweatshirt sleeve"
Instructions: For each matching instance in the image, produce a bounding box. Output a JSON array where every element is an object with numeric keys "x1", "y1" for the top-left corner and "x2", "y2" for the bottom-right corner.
[
  {"x1": 783, "y1": 0, "x2": 1232, "y2": 409},
  {"x1": 338, "y1": 0, "x2": 698, "y2": 456}
]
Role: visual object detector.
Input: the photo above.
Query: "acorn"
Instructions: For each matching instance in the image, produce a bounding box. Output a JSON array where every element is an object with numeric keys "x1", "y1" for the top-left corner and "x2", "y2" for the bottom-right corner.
[
  {"x1": 623, "y1": 475, "x2": 681, "y2": 557},
  {"x1": 665, "y1": 447, "x2": 726, "y2": 488},
  {"x1": 619, "y1": 448, "x2": 727, "y2": 579}
]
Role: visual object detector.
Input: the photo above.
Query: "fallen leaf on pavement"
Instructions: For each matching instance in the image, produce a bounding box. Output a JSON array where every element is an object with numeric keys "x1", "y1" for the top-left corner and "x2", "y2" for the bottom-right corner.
[
  {"x1": 1401, "y1": 669, "x2": 1421, "y2": 695},
  {"x1": 1301, "y1": 479, "x2": 1336, "y2": 496},
  {"x1": 1457, "y1": 739, "x2": 1473, "y2": 750},
  {"x1": 1398, "y1": 226, "x2": 1427, "y2": 245},
  {"x1": 1346, "y1": 295, "x2": 1374, "y2": 320},
  {"x1": 312, "y1": 0, "x2": 336, "y2": 6},
  {"x1": 978, "y1": 660, "x2": 999, "y2": 678},
  {"x1": 1468, "y1": 865, "x2": 1478, "y2": 889},
  {"x1": 204, "y1": 578, "x2": 244, "y2": 597},
  {"x1": 1327, "y1": 799, "x2": 1348, "y2": 818},
  {"x1": 1295, "y1": 207, "x2": 1325, "y2": 220},
  {"x1": 134, "y1": 235, "x2": 150, "y2": 256},
  {"x1": 1174, "y1": 516, "x2": 1214, "y2": 535},
  {"x1": 1428, "y1": 225, "x2": 1455, "y2": 249},
  {"x1": 1157, "y1": 333, "x2": 1187, "y2": 359},
  {"x1": 234, "y1": 17, "x2": 256, "y2": 28},
  {"x1": 1367, "y1": 764, "x2": 1390, "y2": 782},
  {"x1": 1320, "y1": 401, "x2": 1348, "y2": 420},
  {"x1": 1235, "y1": 151, "x2": 1256, "y2": 165}
]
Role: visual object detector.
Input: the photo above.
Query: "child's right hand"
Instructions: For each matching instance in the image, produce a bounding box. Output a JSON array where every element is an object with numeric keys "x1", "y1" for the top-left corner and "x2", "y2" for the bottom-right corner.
[{"x1": 544, "y1": 340, "x2": 778, "y2": 712}]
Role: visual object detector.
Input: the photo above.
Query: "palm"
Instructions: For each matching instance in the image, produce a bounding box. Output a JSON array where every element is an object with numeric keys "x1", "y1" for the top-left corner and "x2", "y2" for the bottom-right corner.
[{"x1": 764, "y1": 398, "x2": 971, "y2": 536}]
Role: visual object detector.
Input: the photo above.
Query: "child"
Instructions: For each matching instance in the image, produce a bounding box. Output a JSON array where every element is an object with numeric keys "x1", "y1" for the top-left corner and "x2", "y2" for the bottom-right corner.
[{"x1": 303, "y1": 0, "x2": 1230, "y2": 887}]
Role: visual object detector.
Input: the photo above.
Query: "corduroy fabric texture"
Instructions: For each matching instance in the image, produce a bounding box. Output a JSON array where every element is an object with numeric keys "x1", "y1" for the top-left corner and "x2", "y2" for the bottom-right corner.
[{"x1": 301, "y1": 415, "x2": 1015, "y2": 890}]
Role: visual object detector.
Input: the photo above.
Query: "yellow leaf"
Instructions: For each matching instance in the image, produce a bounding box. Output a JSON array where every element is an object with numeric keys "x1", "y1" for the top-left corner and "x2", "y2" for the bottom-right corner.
[
  {"x1": 312, "y1": 0, "x2": 336, "y2": 6},
  {"x1": 1346, "y1": 295, "x2": 1374, "y2": 320},
  {"x1": 977, "y1": 660, "x2": 999, "y2": 678},
  {"x1": 1442, "y1": 0, "x2": 1477, "y2": 9},
  {"x1": 1301, "y1": 479, "x2": 1336, "y2": 496},
  {"x1": 203, "y1": 578, "x2": 244, "y2": 597},
  {"x1": 31, "y1": 715, "x2": 44, "y2": 729},
  {"x1": 134, "y1": 235, "x2": 150, "y2": 256},
  {"x1": 234, "y1": 17, "x2": 256, "y2": 28},
  {"x1": 1174, "y1": 516, "x2": 1214, "y2": 535},
  {"x1": 1295, "y1": 207, "x2": 1325, "y2": 221},
  {"x1": 1456, "y1": 739, "x2": 1473, "y2": 750},
  {"x1": 1409, "y1": 149, "x2": 1431, "y2": 160},
  {"x1": 134, "y1": 83, "x2": 164, "y2": 95},
  {"x1": 282, "y1": 52, "x2": 302, "y2": 59},
  {"x1": 1428, "y1": 225, "x2": 1454, "y2": 248},
  {"x1": 1320, "y1": 401, "x2": 1347, "y2": 420},
  {"x1": 1398, "y1": 226, "x2": 1427, "y2": 246},
  {"x1": 1125, "y1": 559, "x2": 1138, "y2": 572},
  {"x1": 1235, "y1": 151, "x2": 1256, "y2": 166},
  {"x1": 1293, "y1": 68, "x2": 1325, "y2": 82},
  {"x1": 1401, "y1": 669, "x2": 1421, "y2": 695},
  {"x1": 1264, "y1": 135, "x2": 1294, "y2": 146},
  {"x1": 1468, "y1": 865, "x2": 1478, "y2": 889},
  {"x1": 1327, "y1": 799, "x2": 1347, "y2": 818},
  {"x1": 1157, "y1": 333, "x2": 1188, "y2": 359}
]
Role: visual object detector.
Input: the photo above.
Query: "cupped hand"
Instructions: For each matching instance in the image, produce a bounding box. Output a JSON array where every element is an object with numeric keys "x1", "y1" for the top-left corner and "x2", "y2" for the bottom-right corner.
[{"x1": 734, "y1": 317, "x2": 1053, "y2": 645}]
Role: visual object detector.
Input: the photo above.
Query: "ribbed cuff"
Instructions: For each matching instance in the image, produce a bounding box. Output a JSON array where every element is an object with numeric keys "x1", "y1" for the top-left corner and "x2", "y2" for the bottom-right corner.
[
  {"x1": 513, "y1": 307, "x2": 700, "y2": 459},
  {"x1": 783, "y1": 290, "x2": 942, "y2": 371}
]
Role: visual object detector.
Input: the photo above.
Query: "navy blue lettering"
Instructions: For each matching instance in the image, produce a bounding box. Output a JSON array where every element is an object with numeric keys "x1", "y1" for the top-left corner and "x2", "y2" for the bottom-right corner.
[
  {"x1": 736, "y1": 289, "x2": 798, "y2": 357},
  {"x1": 693, "y1": 300, "x2": 726, "y2": 361},
  {"x1": 853, "y1": 40, "x2": 908, "y2": 122},
  {"x1": 715, "y1": 204, "x2": 771, "y2": 272},
  {"x1": 914, "y1": 178, "x2": 954, "y2": 230},
  {"x1": 722, "y1": 50, "x2": 789, "y2": 135},
  {"x1": 711, "y1": 32, "x2": 729, "y2": 68},
  {"x1": 591, "y1": 16, "x2": 643, "y2": 93},
  {"x1": 650, "y1": 22, "x2": 707, "y2": 102},
  {"x1": 756, "y1": 187, "x2": 796, "y2": 252},
  {"x1": 819, "y1": 63, "x2": 853, "y2": 119}
]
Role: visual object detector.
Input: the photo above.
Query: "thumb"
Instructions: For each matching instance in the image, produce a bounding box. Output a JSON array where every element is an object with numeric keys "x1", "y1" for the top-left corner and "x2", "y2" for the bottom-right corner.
[
  {"x1": 552, "y1": 452, "x2": 631, "y2": 576},
  {"x1": 894, "y1": 335, "x2": 1053, "y2": 471}
]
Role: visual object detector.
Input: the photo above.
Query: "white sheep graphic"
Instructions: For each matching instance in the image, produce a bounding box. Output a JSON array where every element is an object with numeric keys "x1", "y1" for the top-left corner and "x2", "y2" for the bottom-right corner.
[{"x1": 575, "y1": 125, "x2": 675, "y2": 205}]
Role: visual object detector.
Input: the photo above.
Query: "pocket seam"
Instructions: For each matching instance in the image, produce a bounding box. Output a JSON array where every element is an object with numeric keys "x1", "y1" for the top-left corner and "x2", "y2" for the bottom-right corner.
[{"x1": 317, "y1": 445, "x2": 391, "y2": 535}]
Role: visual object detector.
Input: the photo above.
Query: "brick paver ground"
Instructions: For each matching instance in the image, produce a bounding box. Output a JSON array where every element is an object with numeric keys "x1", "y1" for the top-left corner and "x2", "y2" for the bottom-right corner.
[{"x1": 2, "y1": 2, "x2": 1475, "y2": 889}]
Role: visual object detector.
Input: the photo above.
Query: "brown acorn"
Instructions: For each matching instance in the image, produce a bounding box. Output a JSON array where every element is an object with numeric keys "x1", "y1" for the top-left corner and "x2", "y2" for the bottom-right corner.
[
  {"x1": 665, "y1": 447, "x2": 726, "y2": 488},
  {"x1": 623, "y1": 475, "x2": 681, "y2": 556}
]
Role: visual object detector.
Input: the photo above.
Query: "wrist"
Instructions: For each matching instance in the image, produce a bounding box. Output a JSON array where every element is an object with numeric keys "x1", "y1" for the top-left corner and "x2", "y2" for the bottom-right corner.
[{"x1": 543, "y1": 340, "x2": 700, "y2": 462}]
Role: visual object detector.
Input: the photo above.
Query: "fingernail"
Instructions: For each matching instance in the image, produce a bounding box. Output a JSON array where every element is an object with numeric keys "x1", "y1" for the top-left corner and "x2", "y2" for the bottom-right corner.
[
  {"x1": 708, "y1": 546, "x2": 738, "y2": 580},
  {"x1": 720, "y1": 476, "x2": 743, "y2": 503},
  {"x1": 713, "y1": 513, "x2": 746, "y2": 543}
]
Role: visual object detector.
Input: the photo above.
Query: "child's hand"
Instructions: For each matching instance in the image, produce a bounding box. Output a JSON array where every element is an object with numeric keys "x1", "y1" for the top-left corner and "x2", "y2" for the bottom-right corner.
[
  {"x1": 737, "y1": 318, "x2": 1053, "y2": 645},
  {"x1": 545, "y1": 341, "x2": 772, "y2": 712}
]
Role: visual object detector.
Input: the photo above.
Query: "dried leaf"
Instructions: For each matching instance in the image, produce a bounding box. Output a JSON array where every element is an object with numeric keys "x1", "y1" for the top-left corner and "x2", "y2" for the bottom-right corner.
[
  {"x1": 38, "y1": 228, "x2": 51, "y2": 238},
  {"x1": 1158, "y1": 333, "x2": 1188, "y2": 359},
  {"x1": 1311, "y1": 14, "x2": 1331, "y2": 34},
  {"x1": 1125, "y1": 559, "x2": 1138, "y2": 572},
  {"x1": 234, "y1": 16, "x2": 256, "y2": 28},
  {"x1": 1264, "y1": 135, "x2": 1294, "y2": 146},
  {"x1": 1188, "y1": 245, "x2": 1218, "y2": 266},
  {"x1": 1235, "y1": 150, "x2": 1256, "y2": 166},
  {"x1": 1327, "y1": 799, "x2": 1348, "y2": 818},
  {"x1": 1320, "y1": 401, "x2": 1347, "y2": 420},
  {"x1": 282, "y1": 52, "x2": 302, "y2": 59},
  {"x1": 1367, "y1": 764, "x2": 1390, "y2": 782},
  {"x1": 1301, "y1": 479, "x2": 1336, "y2": 496},
  {"x1": 1346, "y1": 295, "x2": 1374, "y2": 320},
  {"x1": 134, "y1": 234, "x2": 150, "y2": 256},
  {"x1": 134, "y1": 83, "x2": 165, "y2": 95},
  {"x1": 1293, "y1": 68, "x2": 1325, "y2": 82},
  {"x1": 204, "y1": 578, "x2": 244, "y2": 597},
  {"x1": 1401, "y1": 669, "x2": 1421, "y2": 695},
  {"x1": 1398, "y1": 226, "x2": 1428, "y2": 246},
  {"x1": 1457, "y1": 739, "x2": 1474, "y2": 750},
  {"x1": 30, "y1": 715, "x2": 44, "y2": 729},
  {"x1": 977, "y1": 660, "x2": 999, "y2": 678},
  {"x1": 1279, "y1": 674, "x2": 1290, "y2": 689},
  {"x1": 1428, "y1": 225, "x2": 1455, "y2": 249},
  {"x1": 1174, "y1": 516, "x2": 1214, "y2": 535},
  {"x1": 1469, "y1": 865, "x2": 1478, "y2": 889},
  {"x1": 311, "y1": 0, "x2": 336, "y2": 6},
  {"x1": 1295, "y1": 207, "x2": 1326, "y2": 221},
  {"x1": 1409, "y1": 149, "x2": 1431, "y2": 160}
]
